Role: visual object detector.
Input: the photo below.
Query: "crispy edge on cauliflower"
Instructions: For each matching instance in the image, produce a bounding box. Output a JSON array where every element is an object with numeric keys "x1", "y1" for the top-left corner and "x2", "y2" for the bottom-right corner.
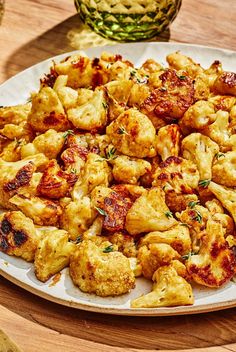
[
  {"x1": 156, "y1": 124, "x2": 181, "y2": 161},
  {"x1": 182, "y1": 133, "x2": 219, "y2": 180},
  {"x1": 34, "y1": 229, "x2": 75, "y2": 282},
  {"x1": 131, "y1": 265, "x2": 194, "y2": 308},
  {"x1": 0, "y1": 103, "x2": 31, "y2": 128},
  {"x1": 106, "y1": 108, "x2": 156, "y2": 158},
  {"x1": 125, "y1": 187, "x2": 177, "y2": 235},
  {"x1": 0, "y1": 211, "x2": 39, "y2": 261},
  {"x1": 213, "y1": 72, "x2": 236, "y2": 96},
  {"x1": 186, "y1": 218, "x2": 236, "y2": 287},
  {"x1": 69, "y1": 239, "x2": 135, "y2": 296}
]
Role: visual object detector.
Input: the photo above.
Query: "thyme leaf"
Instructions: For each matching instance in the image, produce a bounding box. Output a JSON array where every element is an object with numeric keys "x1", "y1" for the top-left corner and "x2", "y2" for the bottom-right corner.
[
  {"x1": 95, "y1": 206, "x2": 107, "y2": 216},
  {"x1": 198, "y1": 179, "x2": 211, "y2": 188},
  {"x1": 190, "y1": 210, "x2": 202, "y2": 223},
  {"x1": 165, "y1": 211, "x2": 173, "y2": 219},
  {"x1": 188, "y1": 200, "x2": 200, "y2": 209},
  {"x1": 182, "y1": 251, "x2": 197, "y2": 260},
  {"x1": 103, "y1": 245, "x2": 114, "y2": 253},
  {"x1": 215, "y1": 152, "x2": 225, "y2": 159},
  {"x1": 63, "y1": 130, "x2": 74, "y2": 139},
  {"x1": 117, "y1": 126, "x2": 129, "y2": 135}
]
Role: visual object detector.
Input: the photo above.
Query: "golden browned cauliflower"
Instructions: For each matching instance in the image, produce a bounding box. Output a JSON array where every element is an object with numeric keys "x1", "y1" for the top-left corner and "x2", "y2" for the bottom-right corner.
[
  {"x1": 21, "y1": 129, "x2": 65, "y2": 159},
  {"x1": 106, "y1": 108, "x2": 156, "y2": 158},
  {"x1": 67, "y1": 88, "x2": 107, "y2": 131},
  {"x1": 201, "y1": 110, "x2": 231, "y2": 148},
  {"x1": 61, "y1": 145, "x2": 87, "y2": 176},
  {"x1": 213, "y1": 72, "x2": 236, "y2": 96},
  {"x1": 208, "y1": 95, "x2": 236, "y2": 112},
  {"x1": 0, "y1": 154, "x2": 47, "y2": 209},
  {"x1": 70, "y1": 239, "x2": 135, "y2": 296},
  {"x1": 193, "y1": 75, "x2": 210, "y2": 101},
  {"x1": 60, "y1": 196, "x2": 96, "y2": 240},
  {"x1": 53, "y1": 75, "x2": 79, "y2": 110},
  {"x1": 108, "y1": 232, "x2": 137, "y2": 258},
  {"x1": 128, "y1": 83, "x2": 151, "y2": 109},
  {"x1": 141, "y1": 69, "x2": 195, "y2": 122},
  {"x1": 208, "y1": 182, "x2": 236, "y2": 224},
  {"x1": 28, "y1": 87, "x2": 70, "y2": 132},
  {"x1": 205, "y1": 199, "x2": 234, "y2": 236},
  {"x1": 0, "y1": 139, "x2": 26, "y2": 162},
  {"x1": 182, "y1": 133, "x2": 219, "y2": 180},
  {"x1": 111, "y1": 156, "x2": 151, "y2": 184},
  {"x1": 212, "y1": 151, "x2": 236, "y2": 187},
  {"x1": 179, "y1": 100, "x2": 215, "y2": 132},
  {"x1": 105, "y1": 80, "x2": 133, "y2": 105},
  {"x1": 140, "y1": 223, "x2": 191, "y2": 256},
  {"x1": 186, "y1": 219, "x2": 235, "y2": 287},
  {"x1": 131, "y1": 265, "x2": 194, "y2": 308},
  {"x1": 156, "y1": 124, "x2": 181, "y2": 161},
  {"x1": 0, "y1": 211, "x2": 39, "y2": 261},
  {"x1": 72, "y1": 152, "x2": 112, "y2": 200},
  {"x1": 0, "y1": 103, "x2": 31, "y2": 128},
  {"x1": 34, "y1": 229, "x2": 75, "y2": 282},
  {"x1": 125, "y1": 187, "x2": 177, "y2": 235},
  {"x1": 9, "y1": 194, "x2": 62, "y2": 226},
  {"x1": 166, "y1": 52, "x2": 204, "y2": 78},
  {"x1": 0, "y1": 121, "x2": 33, "y2": 141},
  {"x1": 137, "y1": 243, "x2": 180, "y2": 279}
]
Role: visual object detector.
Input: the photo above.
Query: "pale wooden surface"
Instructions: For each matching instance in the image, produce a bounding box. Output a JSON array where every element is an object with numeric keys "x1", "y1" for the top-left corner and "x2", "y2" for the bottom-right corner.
[{"x1": 1, "y1": 0, "x2": 236, "y2": 351}]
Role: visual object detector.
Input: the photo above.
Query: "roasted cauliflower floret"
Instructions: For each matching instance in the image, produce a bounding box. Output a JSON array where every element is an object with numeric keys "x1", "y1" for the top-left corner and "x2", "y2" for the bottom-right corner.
[
  {"x1": 91, "y1": 185, "x2": 133, "y2": 233},
  {"x1": 137, "y1": 243, "x2": 180, "y2": 279},
  {"x1": 213, "y1": 72, "x2": 236, "y2": 96},
  {"x1": 72, "y1": 153, "x2": 112, "y2": 200},
  {"x1": 201, "y1": 110, "x2": 231, "y2": 147},
  {"x1": 131, "y1": 265, "x2": 194, "y2": 308},
  {"x1": 128, "y1": 83, "x2": 151, "y2": 108},
  {"x1": 28, "y1": 87, "x2": 70, "y2": 132},
  {"x1": 60, "y1": 197, "x2": 96, "y2": 240},
  {"x1": 166, "y1": 52, "x2": 204, "y2": 78},
  {"x1": 21, "y1": 129, "x2": 65, "y2": 159},
  {"x1": 37, "y1": 159, "x2": 75, "y2": 199},
  {"x1": 179, "y1": 100, "x2": 215, "y2": 132},
  {"x1": 0, "y1": 154, "x2": 47, "y2": 209},
  {"x1": 141, "y1": 69, "x2": 195, "y2": 122},
  {"x1": 9, "y1": 194, "x2": 62, "y2": 226},
  {"x1": 67, "y1": 88, "x2": 107, "y2": 131},
  {"x1": 0, "y1": 211, "x2": 39, "y2": 261},
  {"x1": 140, "y1": 224, "x2": 191, "y2": 256},
  {"x1": 34, "y1": 229, "x2": 75, "y2": 282},
  {"x1": 108, "y1": 232, "x2": 137, "y2": 258},
  {"x1": 156, "y1": 124, "x2": 181, "y2": 161},
  {"x1": 186, "y1": 219, "x2": 235, "y2": 287},
  {"x1": 208, "y1": 182, "x2": 236, "y2": 224},
  {"x1": 0, "y1": 103, "x2": 31, "y2": 128},
  {"x1": 61, "y1": 145, "x2": 87, "y2": 176},
  {"x1": 212, "y1": 151, "x2": 236, "y2": 187},
  {"x1": 208, "y1": 95, "x2": 236, "y2": 112},
  {"x1": 182, "y1": 133, "x2": 219, "y2": 180},
  {"x1": 125, "y1": 187, "x2": 177, "y2": 235},
  {"x1": 70, "y1": 240, "x2": 135, "y2": 296},
  {"x1": 111, "y1": 156, "x2": 151, "y2": 185},
  {"x1": 53, "y1": 75, "x2": 79, "y2": 110},
  {"x1": 106, "y1": 108, "x2": 156, "y2": 158},
  {"x1": 0, "y1": 121, "x2": 33, "y2": 141},
  {"x1": 0, "y1": 139, "x2": 25, "y2": 162},
  {"x1": 105, "y1": 80, "x2": 133, "y2": 105}
]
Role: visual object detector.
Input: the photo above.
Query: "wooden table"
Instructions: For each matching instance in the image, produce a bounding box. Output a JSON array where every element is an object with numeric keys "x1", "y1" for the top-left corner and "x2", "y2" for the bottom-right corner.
[{"x1": 0, "y1": 0, "x2": 236, "y2": 351}]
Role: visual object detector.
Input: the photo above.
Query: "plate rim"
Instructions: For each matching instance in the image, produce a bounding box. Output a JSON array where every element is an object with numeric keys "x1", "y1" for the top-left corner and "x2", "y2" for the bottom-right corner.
[{"x1": 0, "y1": 41, "x2": 236, "y2": 316}]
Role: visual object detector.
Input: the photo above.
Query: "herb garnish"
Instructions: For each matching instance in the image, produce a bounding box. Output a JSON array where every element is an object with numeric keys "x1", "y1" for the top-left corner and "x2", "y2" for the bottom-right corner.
[
  {"x1": 117, "y1": 126, "x2": 129, "y2": 135},
  {"x1": 165, "y1": 211, "x2": 173, "y2": 219},
  {"x1": 70, "y1": 168, "x2": 78, "y2": 174},
  {"x1": 95, "y1": 206, "x2": 107, "y2": 216},
  {"x1": 75, "y1": 235, "x2": 82, "y2": 244},
  {"x1": 180, "y1": 223, "x2": 190, "y2": 228},
  {"x1": 102, "y1": 102, "x2": 108, "y2": 109},
  {"x1": 188, "y1": 200, "x2": 200, "y2": 209},
  {"x1": 182, "y1": 252, "x2": 197, "y2": 260},
  {"x1": 215, "y1": 152, "x2": 225, "y2": 159},
  {"x1": 96, "y1": 147, "x2": 117, "y2": 162},
  {"x1": 103, "y1": 245, "x2": 114, "y2": 253},
  {"x1": 178, "y1": 75, "x2": 187, "y2": 80},
  {"x1": 190, "y1": 210, "x2": 202, "y2": 223},
  {"x1": 63, "y1": 130, "x2": 74, "y2": 139},
  {"x1": 198, "y1": 179, "x2": 211, "y2": 188}
]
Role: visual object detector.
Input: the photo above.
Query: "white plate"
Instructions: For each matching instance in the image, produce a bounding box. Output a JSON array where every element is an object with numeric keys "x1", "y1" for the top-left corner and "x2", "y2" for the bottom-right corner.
[{"x1": 0, "y1": 42, "x2": 236, "y2": 316}]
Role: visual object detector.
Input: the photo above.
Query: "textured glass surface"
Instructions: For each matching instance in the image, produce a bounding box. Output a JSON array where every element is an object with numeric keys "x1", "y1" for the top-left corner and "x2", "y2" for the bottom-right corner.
[{"x1": 74, "y1": 0, "x2": 182, "y2": 41}]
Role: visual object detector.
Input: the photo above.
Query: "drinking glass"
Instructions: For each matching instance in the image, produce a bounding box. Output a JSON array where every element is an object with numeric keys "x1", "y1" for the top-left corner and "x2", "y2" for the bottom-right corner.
[{"x1": 74, "y1": 0, "x2": 182, "y2": 41}]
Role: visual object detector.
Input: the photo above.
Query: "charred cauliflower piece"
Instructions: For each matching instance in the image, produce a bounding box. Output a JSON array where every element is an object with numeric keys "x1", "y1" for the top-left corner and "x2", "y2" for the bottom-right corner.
[
  {"x1": 131, "y1": 265, "x2": 194, "y2": 308},
  {"x1": 156, "y1": 124, "x2": 181, "y2": 161},
  {"x1": 208, "y1": 182, "x2": 236, "y2": 224},
  {"x1": 70, "y1": 240, "x2": 135, "y2": 296},
  {"x1": 208, "y1": 95, "x2": 236, "y2": 112},
  {"x1": 61, "y1": 145, "x2": 87, "y2": 176},
  {"x1": 125, "y1": 187, "x2": 177, "y2": 235},
  {"x1": 141, "y1": 69, "x2": 195, "y2": 122},
  {"x1": 21, "y1": 129, "x2": 65, "y2": 159},
  {"x1": 106, "y1": 108, "x2": 156, "y2": 158},
  {"x1": 213, "y1": 72, "x2": 236, "y2": 96},
  {"x1": 186, "y1": 219, "x2": 235, "y2": 287},
  {"x1": 60, "y1": 196, "x2": 96, "y2": 240},
  {"x1": 9, "y1": 194, "x2": 62, "y2": 226},
  {"x1": 34, "y1": 229, "x2": 75, "y2": 282},
  {"x1": 182, "y1": 133, "x2": 219, "y2": 180},
  {"x1": 212, "y1": 151, "x2": 236, "y2": 187},
  {"x1": 72, "y1": 153, "x2": 112, "y2": 200},
  {"x1": 67, "y1": 88, "x2": 107, "y2": 131},
  {"x1": 137, "y1": 243, "x2": 180, "y2": 279},
  {"x1": 0, "y1": 211, "x2": 39, "y2": 261},
  {"x1": 140, "y1": 224, "x2": 191, "y2": 256},
  {"x1": 28, "y1": 87, "x2": 70, "y2": 132},
  {"x1": 0, "y1": 103, "x2": 31, "y2": 128},
  {"x1": 111, "y1": 156, "x2": 151, "y2": 184}
]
